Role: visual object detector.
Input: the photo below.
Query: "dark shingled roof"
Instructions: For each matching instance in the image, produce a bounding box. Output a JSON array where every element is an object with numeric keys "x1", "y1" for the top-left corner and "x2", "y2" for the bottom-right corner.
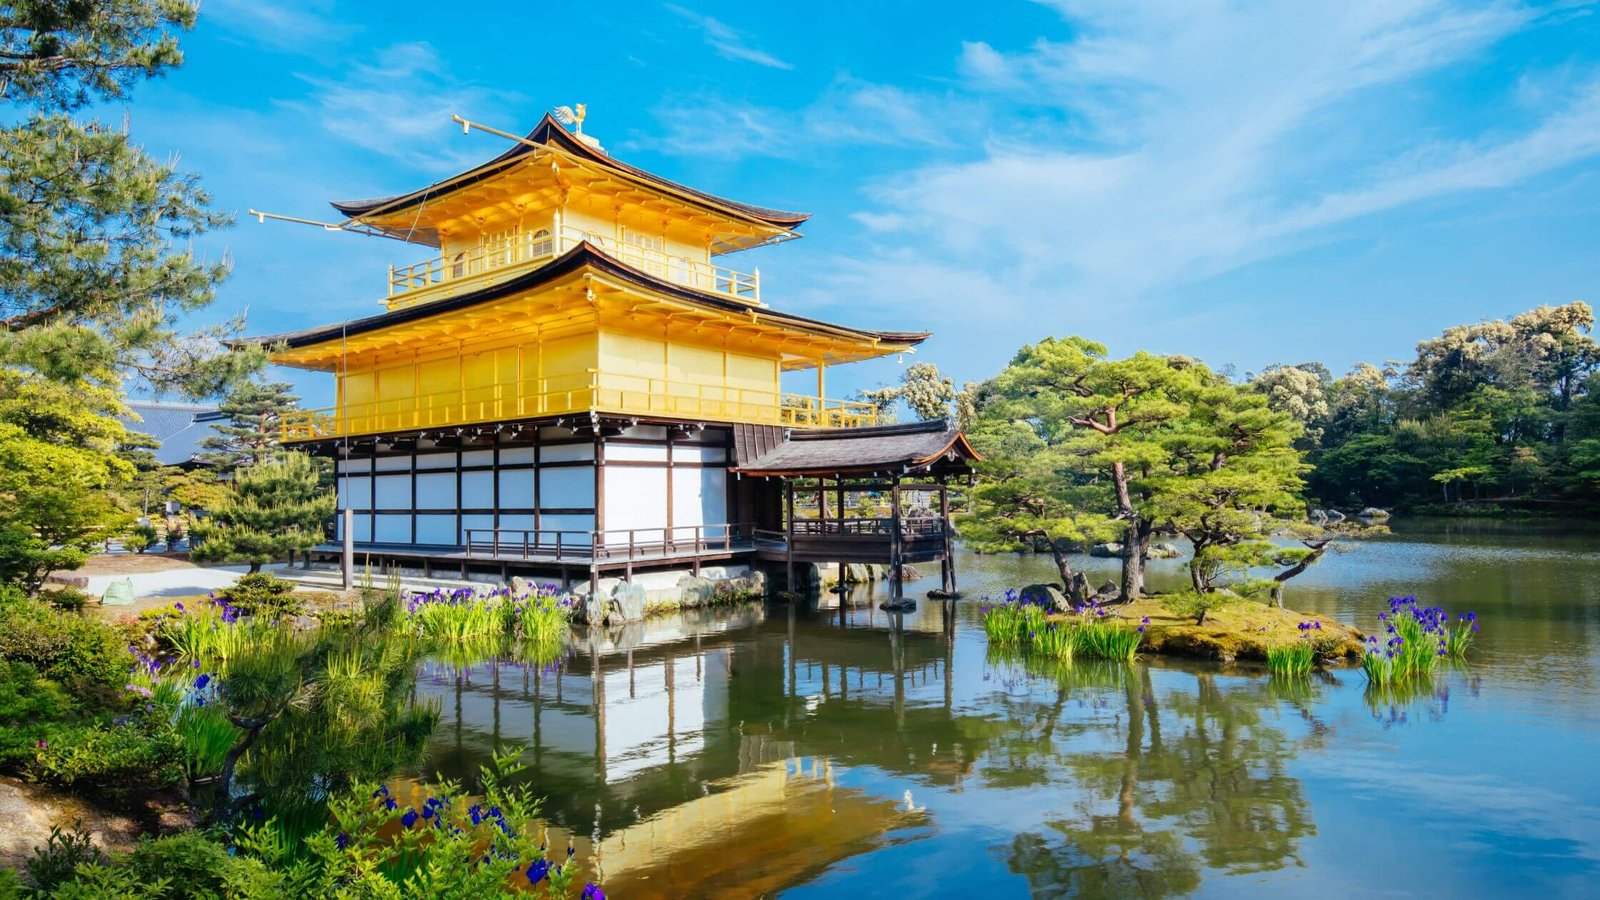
[
  {"x1": 330, "y1": 114, "x2": 810, "y2": 231},
  {"x1": 121, "y1": 401, "x2": 225, "y2": 467},
  {"x1": 247, "y1": 242, "x2": 931, "y2": 353},
  {"x1": 735, "y1": 419, "x2": 981, "y2": 477}
]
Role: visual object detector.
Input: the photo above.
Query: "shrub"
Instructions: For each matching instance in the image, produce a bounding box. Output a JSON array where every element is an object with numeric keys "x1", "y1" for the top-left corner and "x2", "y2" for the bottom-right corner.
[
  {"x1": 1161, "y1": 590, "x2": 1237, "y2": 626},
  {"x1": 27, "y1": 713, "x2": 182, "y2": 795},
  {"x1": 217, "y1": 573, "x2": 302, "y2": 620},
  {"x1": 124, "y1": 832, "x2": 281, "y2": 898},
  {"x1": 123, "y1": 523, "x2": 160, "y2": 555},
  {"x1": 0, "y1": 599, "x2": 135, "y2": 698},
  {"x1": 43, "y1": 587, "x2": 92, "y2": 612},
  {"x1": 0, "y1": 660, "x2": 78, "y2": 768},
  {"x1": 25, "y1": 821, "x2": 106, "y2": 893}
]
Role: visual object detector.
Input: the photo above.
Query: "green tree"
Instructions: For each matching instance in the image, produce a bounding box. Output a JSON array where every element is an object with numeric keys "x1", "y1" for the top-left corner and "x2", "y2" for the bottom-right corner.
[
  {"x1": 1149, "y1": 375, "x2": 1306, "y2": 605},
  {"x1": 855, "y1": 361, "x2": 959, "y2": 424},
  {"x1": 1, "y1": 0, "x2": 262, "y2": 394},
  {"x1": 197, "y1": 380, "x2": 302, "y2": 471},
  {"x1": 191, "y1": 453, "x2": 333, "y2": 573},
  {"x1": 960, "y1": 417, "x2": 1120, "y2": 604},
  {"x1": 1250, "y1": 363, "x2": 1330, "y2": 449},
  {"x1": 900, "y1": 361, "x2": 956, "y2": 421},
  {"x1": 976, "y1": 337, "x2": 1196, "y2": 600},
  {"x1": 0, "y1": 369, "x2": 132, "y2": 592}
]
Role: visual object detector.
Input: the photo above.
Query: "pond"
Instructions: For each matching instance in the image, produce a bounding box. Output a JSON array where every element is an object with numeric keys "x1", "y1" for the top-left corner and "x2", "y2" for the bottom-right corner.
[{"x1": 409, "y1": 519, "x2": 1600, "y2": 897}]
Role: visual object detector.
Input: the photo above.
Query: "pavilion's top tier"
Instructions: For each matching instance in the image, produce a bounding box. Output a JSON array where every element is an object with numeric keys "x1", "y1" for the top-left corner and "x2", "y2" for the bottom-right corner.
[{"x1": 335, "y1": 114, "x2": 808, "y2": 311}]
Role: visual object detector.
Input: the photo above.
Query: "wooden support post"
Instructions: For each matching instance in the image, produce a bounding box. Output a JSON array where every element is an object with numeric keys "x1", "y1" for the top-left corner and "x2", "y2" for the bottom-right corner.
[
  {"x1": 890, "y1": 478, "x2": 904, "y2": 599},
  {"x1": 341, "y1": 507, "x2": 354, "y2": 590},
  {"x1": 784, "y1": 479, "x2": 796, "y2": 592}
]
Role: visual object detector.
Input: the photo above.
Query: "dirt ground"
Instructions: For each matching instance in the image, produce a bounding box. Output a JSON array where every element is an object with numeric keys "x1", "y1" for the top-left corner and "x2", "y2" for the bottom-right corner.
[
  {"x1": 0, "y1": 777, "x2": 142, "y2": 876},
  {"x1": 50, "y1": 553, "x2": 199, "y2": 578}
]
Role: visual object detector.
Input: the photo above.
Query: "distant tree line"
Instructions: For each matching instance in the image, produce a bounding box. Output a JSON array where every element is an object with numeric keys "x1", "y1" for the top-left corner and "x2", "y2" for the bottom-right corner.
[{"x1": 1251, "y1": 302, "x2": 1599, "y2": 512}]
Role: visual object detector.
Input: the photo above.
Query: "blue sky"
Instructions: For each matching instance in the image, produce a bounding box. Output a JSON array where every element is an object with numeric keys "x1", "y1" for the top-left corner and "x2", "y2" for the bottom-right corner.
[{"x1": 119, "y1": 0, "x2": 1600, "y2": 406}]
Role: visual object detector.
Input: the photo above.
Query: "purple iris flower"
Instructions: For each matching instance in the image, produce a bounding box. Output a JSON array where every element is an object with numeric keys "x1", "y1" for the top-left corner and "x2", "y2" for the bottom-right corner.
[
  {"x1": 526, "y1": 860, "x2": 551, "y2": 884},
  {"x1": 401, "y1": 809, "x2": 418, "y2": 828}
]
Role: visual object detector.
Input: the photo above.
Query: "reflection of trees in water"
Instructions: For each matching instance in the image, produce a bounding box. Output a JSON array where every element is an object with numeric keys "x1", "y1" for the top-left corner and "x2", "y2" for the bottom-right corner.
[{"x1": 999, "y1": 664, "x2": 1316, "y2": 897}]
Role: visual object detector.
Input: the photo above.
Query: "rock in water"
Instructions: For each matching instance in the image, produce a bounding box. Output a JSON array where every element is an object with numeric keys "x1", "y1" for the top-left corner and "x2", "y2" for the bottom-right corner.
[
  {"x1": 879, "y1": 597, "x2": 916, "y2": 612},
  {"x1": 1020, "y1": 583, "x2": 1070, "y2": 612},
  {"x1": 612, "y1": 581, "x2": 646, "y2": 622},
  {"x1": 509, "y1": 575, "x2": 531, "y2": 596},
  {"x1": 1358, "y1": 507, "x2": 1392, "y2": 520},
  {"x1": 1089, "y1": 542, "x2": 1124, "y2": 558},
  {"x1": 676, "y1": 575, "x2": 716, "y2": 606},
  {"x1": 1148, "y1": 543, "x2": 1182, "y2": 559}
]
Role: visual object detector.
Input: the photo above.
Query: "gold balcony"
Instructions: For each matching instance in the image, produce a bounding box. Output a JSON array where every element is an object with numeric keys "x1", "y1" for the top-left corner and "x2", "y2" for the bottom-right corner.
[
  {"x1": 386, "y1": 225, "x2": 760, "y2": 309},
  {"x1": 278, "y1": 376, "x2": 877, "y2": 442}
]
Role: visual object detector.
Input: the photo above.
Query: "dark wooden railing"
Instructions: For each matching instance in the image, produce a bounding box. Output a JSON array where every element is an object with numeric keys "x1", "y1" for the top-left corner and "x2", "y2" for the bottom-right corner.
[
  {"x1": 463, "y1": 524, "x2": 755, "y2": 562},
  {"x1": 787, "y1": 516, "x2": 946, "y2": 538}
]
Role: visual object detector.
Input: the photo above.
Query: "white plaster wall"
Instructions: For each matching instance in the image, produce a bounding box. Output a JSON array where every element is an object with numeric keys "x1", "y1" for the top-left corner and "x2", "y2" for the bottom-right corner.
[
  {"x1": 415, "y1": 514, "x2": 456, "y2": 545},
  {"x1": 339, "y1": 476, "x2": 372, "y2": 510},
  {"x1": 672, "y1": 467, "x2": 727, "y2": 534},
  {"x1": 415, "y1": 451, "x2": 457, "y2": 470},
  {"x1": 415, "y1": 472, "x2": 455, "y2": 509},
  {"x1": 543, "y1": 442, "x2": 595, "y2": 463},
  {"x1": 500, "y1": 447, "x2": 536, "y2": 465},
  {"x1": 676, "y1": 444, "x2": 728, "y2": 464},
  {"x1": 374, "y1": 456, "x2": 410, "y2": 472},
  {"x1": 539, "y1": 466, "x2": 594, "y2": 507},
  {"x1": 461, "y1": 471, "x2": 494, "y2": 508},
  {"x1": 374, "y1": 514, "x2": 410, "y2": 543},
  {"x1": 341, "y1": 458, "x2": 373, "y2": 474},
  {"x1": 497, "y1": 469, "x2": 534, "y2": 507},
  {"x1": 374, "y1": 474, "x2": 409, "y2": 510},
  {"x1": 459, "y1": 513, "x2": 494, "y2": 545},
  {"x1": 605, "y1": 467, "x2": 668, "y2": 537},
  {"x1": 606, "y1": 443, "x2": 670, "y2": 463},
  {"x1": 538, "y1": 514, "x2": 595, "y2": 537}
]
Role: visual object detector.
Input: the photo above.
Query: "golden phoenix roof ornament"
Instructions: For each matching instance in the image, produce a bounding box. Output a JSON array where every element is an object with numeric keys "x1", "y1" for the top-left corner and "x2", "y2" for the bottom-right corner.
[
  {"x1": 552, "y1": 104, "x2": 587, "y2": 135},
  {"x1": 552, "y1": 104, "x2": 603, "y2": 153}
]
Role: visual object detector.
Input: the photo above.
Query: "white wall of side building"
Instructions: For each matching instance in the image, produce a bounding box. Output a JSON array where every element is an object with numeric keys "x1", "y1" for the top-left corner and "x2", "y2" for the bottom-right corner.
[{"x1": 332, "y1": 424, "x2": 731, "y2": 548}]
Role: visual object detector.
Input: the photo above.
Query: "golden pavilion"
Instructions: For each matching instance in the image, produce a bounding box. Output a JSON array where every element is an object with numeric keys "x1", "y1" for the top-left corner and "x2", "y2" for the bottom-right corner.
[{"x1": 253, "y1": 110, "x2": 977, "y2": 600}]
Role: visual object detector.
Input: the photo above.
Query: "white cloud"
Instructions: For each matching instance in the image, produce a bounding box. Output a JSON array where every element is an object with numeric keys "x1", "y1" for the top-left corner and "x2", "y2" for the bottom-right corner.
[
  {"x1": 852, "y1": 0, "x2": 1600, "y2": 304},
  {"x1": 647, "y1": 79, "x2": 973, "y2": 159},
  {"x1": 203, "y1": 0, "x2": 354, "y2": 52},
  {"x1": 290, "y1": 43, "x2": 520, "y2": 171},
  {"x1": 665, "y1": 5, "x2": 794, "y2": 70}
]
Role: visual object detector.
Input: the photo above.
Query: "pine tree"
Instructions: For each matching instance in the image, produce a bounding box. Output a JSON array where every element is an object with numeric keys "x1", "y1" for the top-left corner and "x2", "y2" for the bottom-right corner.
[
  {"x1": 1, "y1": 0, "x2": 263, "y2": 395},
  {"x1": 198, "y1": 380, "x2": 301, "y2": 472},
  {"x1": 973, "y1": 337, "x2": 1197, "y2": 601},
  {"x1": 191, "y1": 453, "x2": 334, "y2": 573}
]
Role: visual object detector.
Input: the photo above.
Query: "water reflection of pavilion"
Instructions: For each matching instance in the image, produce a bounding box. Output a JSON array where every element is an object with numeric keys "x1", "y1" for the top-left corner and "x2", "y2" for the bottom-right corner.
[{"x1": 414, "y1": 601, "x2": 967, "y2": 893}]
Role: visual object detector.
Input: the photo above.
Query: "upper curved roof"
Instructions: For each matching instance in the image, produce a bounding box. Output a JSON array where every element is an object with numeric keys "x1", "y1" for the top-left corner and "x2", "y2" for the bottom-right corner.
[
  {"x1": 330, "y1": 114, "x2": 811, "y2": 230},
  {"x1": 249, "y1": 241, "x2": 928, "y2": 355}
]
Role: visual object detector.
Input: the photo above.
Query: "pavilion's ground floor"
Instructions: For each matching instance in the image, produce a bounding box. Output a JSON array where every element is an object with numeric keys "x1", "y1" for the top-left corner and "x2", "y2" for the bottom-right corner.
[{"x1": 294, "y1": 414, "x2": 978, "y2": 603}]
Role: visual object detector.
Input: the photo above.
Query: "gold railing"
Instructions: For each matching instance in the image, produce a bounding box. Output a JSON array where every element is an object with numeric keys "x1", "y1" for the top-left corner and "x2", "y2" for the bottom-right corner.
[
  {"x1": 778, "y1": 395, "x2": 878, "y2": 428},
  {"x1": 386, "y1": 225, "x2": 760, "y2": 306},
  {"x1": 278, "y1": 376, "x2": 877, "y2": 441}
]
